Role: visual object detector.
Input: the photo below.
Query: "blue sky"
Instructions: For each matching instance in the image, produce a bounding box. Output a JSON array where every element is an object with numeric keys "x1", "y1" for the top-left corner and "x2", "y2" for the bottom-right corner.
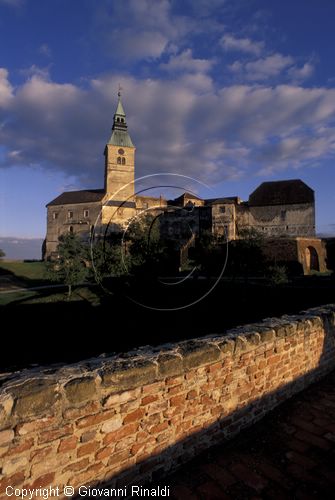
[{"x1": 1, "y1": 0, "x2": 335, "y2": 240}]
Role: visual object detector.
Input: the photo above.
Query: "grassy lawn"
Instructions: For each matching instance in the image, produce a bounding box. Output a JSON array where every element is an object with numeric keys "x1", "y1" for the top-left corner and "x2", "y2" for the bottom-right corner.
[
  {"x1": 0, "y1": 260, "x2": 46, "y2": 280},
  {"x1": 0, "y1": 260, "x2": 102, "y2": 306}
]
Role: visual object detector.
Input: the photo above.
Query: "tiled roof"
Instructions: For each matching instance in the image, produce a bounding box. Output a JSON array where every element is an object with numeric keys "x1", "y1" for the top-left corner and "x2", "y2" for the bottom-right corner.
[
  {"x1": 249, "y1": 180, "x2": 314, "y2": 206},
  {"x1": 46, "y1": 189, "x2": 105, "y2": 207}
]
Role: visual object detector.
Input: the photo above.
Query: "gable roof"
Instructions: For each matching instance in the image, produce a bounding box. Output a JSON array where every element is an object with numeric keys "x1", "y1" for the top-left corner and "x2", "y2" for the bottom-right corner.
[
  {"x1": 249, "y1": 180, "x2": 314, "y2": 207},
  {"x1": 205, "y1": 197, "x2": 239, "y2": 205},
  {"x1": 46, "y1": 189, "x2": 105, "y2": 207}
]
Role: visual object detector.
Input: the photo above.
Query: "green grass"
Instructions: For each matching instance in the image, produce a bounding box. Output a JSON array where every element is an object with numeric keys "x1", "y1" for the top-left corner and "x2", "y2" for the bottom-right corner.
[
  {"x1": 0, "y1": 260, "x2": 46, "y2": 280},
  {"x1": 0, "y1": 258, "x2": 101, "y2": 306}
]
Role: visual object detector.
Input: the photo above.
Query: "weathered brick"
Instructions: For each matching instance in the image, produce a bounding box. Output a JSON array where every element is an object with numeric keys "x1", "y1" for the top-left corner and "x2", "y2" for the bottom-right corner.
[
  {"x1": 107, "y1": 449, "x2": 131, "y2": 467},
  {"x1": 62, "y1": 458, "x2": 90, "y2": 473},
  {"x1": 0, "y1": 471, "x2": 25, "y2": 494},
  {"x1": 58, "y1": 436, "x2": 77, "y2": 453},
  {"x1": 149, "y1": 421, "x2": 169, "y2": 434},
  {"x1": 0, "y1": 429, "x2": 14, "y2": 446},
  {"x1": 30, "y1": 472, "x2": 55, "y2": 489},
  {"x1": 167, "y1": 384, "x2": 184, "y2": 395},
  {"x1": 141, "y1": 395, "x2": 158, "y2": 406},
  {"x1": 130, "y1": 442, "x2": 145, "y2": 456},
  {"x1": 103, "y1": 423, "x2": 138, "y2": 445},
  {"x1": 63, "y1": 401, "x2": 100, "y2": 420},
  {"x1": 101, "y1": 415, "x2": 122, "y2": 433},
  {"x1": 39, "y1": 425, "x2": 72, "y2": 444},
  {"x1": 30, "y1": 446, "x2": 53, "y2": 462},
  {"x1": 77, "y1": 440, "x2": 100, "y2": 457},
  {"x1": 165, "y1": 375, "x2": 184, "y2": 386},
  {"x1": 2, "y1": 455, "x2": 28, "y2": 475},
  {"x1": 103, "y1": 388, "x2": 141, "y2": 408},
  {"x1": 7, "y1": 438, "x2": 34, "y2": 456},
  {"x1": 16, "y1": 417, "x2": 57, "y2": 436},
  {"x1": 76, "y1": 409, "x2": 116, "y2": 429},
  {"x1": 80, "y1": 430, "x2": 96, "y2": 443},
  {"x1": 123, "y1": 408, "x2": 145, "y2": 424},
  {"x1": 142, "y1": 381, "x2": 163, "y2": 395},
  {"x1": 169, "y1": 395, "x2": 185, "y2": 407},
  {"x1": 186, "y1": 390, "x2": 198, "y2": 400},
  {"x1": 96, "y1": 446, "x2": 113, "y2": 461}
]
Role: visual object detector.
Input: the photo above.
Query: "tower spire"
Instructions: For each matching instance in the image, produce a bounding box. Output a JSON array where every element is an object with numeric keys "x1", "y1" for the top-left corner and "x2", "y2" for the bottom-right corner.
[{"x1": 107, "y1": 90, "x2": 134, "y2": 147}]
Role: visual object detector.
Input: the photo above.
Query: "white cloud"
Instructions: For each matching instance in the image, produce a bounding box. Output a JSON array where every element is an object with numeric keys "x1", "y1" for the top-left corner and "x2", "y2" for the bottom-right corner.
[
  {"x1": 228, "y1": 52, "x2": 315, "y2": 84},
  {"x1": 243, "y1": 53, "x2": 294, "y2": 80},
  {"x1": 221, "y1": 34, "x2": 264, "y2": 56},
  {"x1": 2, "y1": 69, "x2": 335, "y2": 186},
  {"x1": 20, "y1": 64, "x2": 50, "y2": 80},
  {"x1": 0, "y1": 68, "x2": 13, "y2": 107},
  {"x1": 161, "y1": 49, "x2": 214, "y2": 74},
  {"x1": 94, "y1": 0, "x2": 195, "y2": 61},
  {"x1": 288, "y1": 61, "x2": 314, "y2": 81}
]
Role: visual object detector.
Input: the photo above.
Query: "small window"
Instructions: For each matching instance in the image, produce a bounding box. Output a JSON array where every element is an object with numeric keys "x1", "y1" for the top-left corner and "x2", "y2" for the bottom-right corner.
[
  {"x1": 68, "y1": 211, "x2": 73, "y2": 219},
  {"x1": 117, "y1": 117, "x2": 120, "y2": 122},
  {"x1": 84, "y1": 209, "x2": 89, "y2": 218},
  {"x1": 52, "y1": 212, "x2": 58, "y2": 220},
  {"x1": 117, "y1": 157, "x2": 121, "y2": 164},
  {"x1": 121, "y1": 118, "x2": 124, "y2": 123},
  {"x1": 122, "y1": 157, "x2": 126, "y2": 165},
  {"x1": 220, "y1": 206, "x2": 226, "y2": 214},
  {"x1": 69, "y1": 226, "x2": 74, "y2": 233}
]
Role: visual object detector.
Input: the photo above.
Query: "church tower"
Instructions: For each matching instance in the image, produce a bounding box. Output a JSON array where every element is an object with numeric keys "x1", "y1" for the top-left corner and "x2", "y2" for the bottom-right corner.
[{"x1": 104, "y1": 92, "x2": 135, "y2": 202}]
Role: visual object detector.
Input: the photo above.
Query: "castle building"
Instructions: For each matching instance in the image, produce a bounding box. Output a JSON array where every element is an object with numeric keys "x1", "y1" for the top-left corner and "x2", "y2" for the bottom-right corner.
[
  {"x1": 45, "y1": 93, "x2": 165, "y2": 257},
  {"x1": 45, "y1": 95, "x2": 326, "y2": 273}
]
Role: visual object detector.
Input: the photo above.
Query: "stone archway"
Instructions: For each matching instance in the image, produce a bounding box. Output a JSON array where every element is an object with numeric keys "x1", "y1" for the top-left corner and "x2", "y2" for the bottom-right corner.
[{"x1": 306, "y1": 246, "x2": 320, "y2": 272}]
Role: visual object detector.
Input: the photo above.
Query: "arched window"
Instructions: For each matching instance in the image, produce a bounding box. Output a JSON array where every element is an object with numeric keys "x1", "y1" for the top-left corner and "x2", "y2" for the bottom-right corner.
[
  {"x1": 122, "y1": 157, "x2": 126, "y2": 165},
  {"x1": 117, "y1": 157, "x2": 121, "y2": 164},
  {"x1": 121, "y1": 118, "x2": 124, "y2": 123},
  {"x1": 117, "y1": 117, "x2": 120, "y2": 122}
]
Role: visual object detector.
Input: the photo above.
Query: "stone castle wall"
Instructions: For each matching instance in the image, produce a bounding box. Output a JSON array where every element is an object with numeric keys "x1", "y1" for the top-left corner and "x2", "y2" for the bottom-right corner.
[
  {"x1": 236, "y1": 202, "x2": 315, "y2": 238},
  {"x1": 1, "y1": 304, "x2": 335, "y2": 495}
]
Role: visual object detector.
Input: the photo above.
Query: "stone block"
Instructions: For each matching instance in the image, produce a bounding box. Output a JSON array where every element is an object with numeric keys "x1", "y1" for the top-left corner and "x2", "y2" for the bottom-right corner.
[
  {"x1": 179, "y1": 341, "x2": 221, "y2": 369},
  {"x1": 64, "y1": 377, "x2": 97, "y2": 405},
  {"x1": 101, "y1": 359, "x2": 157, "y2": 392},
  {"x1": 13, "y1": 380, "x2": 58, "y2": 419},
  {"x1": 157, "y1": 353, "x2": 183, "y2": 378},
  {"x1": 0, "y1": 429, "x2": 14, "y2": 447}
]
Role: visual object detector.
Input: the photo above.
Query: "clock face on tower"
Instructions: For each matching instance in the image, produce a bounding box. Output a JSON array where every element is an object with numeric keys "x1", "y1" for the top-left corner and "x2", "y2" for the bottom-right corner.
[{"x1": 118, "y1": 148, "x2": 125, "y2": 155}]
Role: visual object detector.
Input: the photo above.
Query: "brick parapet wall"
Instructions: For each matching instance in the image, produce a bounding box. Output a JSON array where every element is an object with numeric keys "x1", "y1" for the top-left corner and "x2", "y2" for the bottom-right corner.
[{"x1": 1, "y1": 304, "x2": 335, "y2": 495}]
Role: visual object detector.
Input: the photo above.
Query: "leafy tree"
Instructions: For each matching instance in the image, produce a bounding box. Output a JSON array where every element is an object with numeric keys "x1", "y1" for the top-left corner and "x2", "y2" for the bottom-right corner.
[
  {"x1": 90, "y1": 239, "x2": 126, "y2": 283},
  {"x1": 229, "y1": 227, "x2": 265, "y2": 281},
  {"x1": 0, "y1": 249, "x2": 5, "y2": 260},
  {"x1": 125, "y1": 214, "x2": 165, "y2": 275},
  {"x1": 46, "y1": 233, "x2": 88, "y2": 299}
]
